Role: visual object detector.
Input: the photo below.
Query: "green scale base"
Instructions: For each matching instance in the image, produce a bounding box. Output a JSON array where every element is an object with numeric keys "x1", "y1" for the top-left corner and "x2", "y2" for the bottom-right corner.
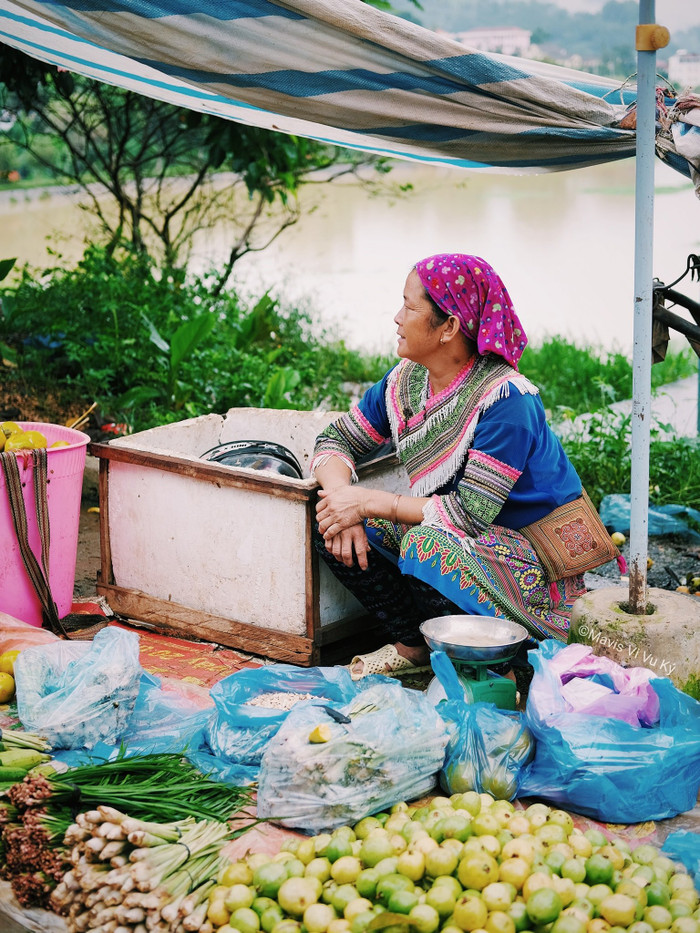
[{"x1": 452, "y1": 661, "x2": 518, "y2": 710}]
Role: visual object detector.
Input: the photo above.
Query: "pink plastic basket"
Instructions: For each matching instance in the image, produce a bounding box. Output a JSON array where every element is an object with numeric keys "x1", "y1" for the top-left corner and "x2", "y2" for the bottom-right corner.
[{"x1": 0, "y1": 422, "x2": 90, "y2": 627}]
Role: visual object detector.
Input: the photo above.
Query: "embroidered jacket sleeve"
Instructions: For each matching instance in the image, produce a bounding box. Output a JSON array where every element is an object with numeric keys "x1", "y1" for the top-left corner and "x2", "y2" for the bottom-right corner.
[
  {"x1": 424, "y1": 390, "x2": 538, "y2": 538},
  {"x1": 310, "y1": 369, "x2": 393, "y2": 478}
]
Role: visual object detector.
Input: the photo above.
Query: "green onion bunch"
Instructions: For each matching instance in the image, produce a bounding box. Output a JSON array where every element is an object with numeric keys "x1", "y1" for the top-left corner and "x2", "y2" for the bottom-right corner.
[
  {"x1": 2, "y1": 751, "x2": 253, "y2": 910},
  {"x1": 9, "y1": 750, "x2": 253, "y2": 824}
]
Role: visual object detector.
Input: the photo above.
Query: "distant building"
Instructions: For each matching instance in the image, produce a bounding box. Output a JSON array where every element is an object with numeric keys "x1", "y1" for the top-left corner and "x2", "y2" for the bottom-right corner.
[
  {"x1": 438, "y1": 26, "x2": 532, "y2": 57},
  {"x1": 668, "y1": 50, "x2": 700, "y2": 90}
]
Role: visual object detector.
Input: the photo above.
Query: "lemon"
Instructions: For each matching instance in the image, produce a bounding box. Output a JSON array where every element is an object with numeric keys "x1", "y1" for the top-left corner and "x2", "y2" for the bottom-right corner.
[
  {"x1": 5, "y1": 430, "x2": 48, "y2": 451},
  {"x1": 0, "y1": 671, "x2": 15, "y2": 703},
  {"x1": 585, "y1": 854, "x2": 614, "y2": 886},
  {"x1": 457, "y1": 853, "x2": 499, "y2": 890},
  {"x1": 4, "y1": 432, "x2": 30, "y2": 451},
  {"x1": 0, "y1": 421, "x2": 20, "y2": 439},
  {"x1": 309, "y1": 724, "x2": 332, "y2": 744},
  {"x1": 277, "y1": 877, "x2": 320, "y2": 917},
  {"x1": 598, "y1": 894, "x2": 637, "y2": 927},
  {"x1": 610, "y1": 532, "x2": 626, "y2": 546},
  {"x1": 50, "y1": 440, "x2": 71, "y2": 448},
  {"x1": 0, "y1": 649, "x2": 20, "y2": 675},
  {"x1": 408, "y1": 904, "x2": 441, "y2": 933}
]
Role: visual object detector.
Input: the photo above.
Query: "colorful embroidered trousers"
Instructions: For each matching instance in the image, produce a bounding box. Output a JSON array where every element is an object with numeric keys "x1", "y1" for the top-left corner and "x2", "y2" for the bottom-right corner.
[{"x1": 315, "y1": 518, "x2": 584, "y2": 645}]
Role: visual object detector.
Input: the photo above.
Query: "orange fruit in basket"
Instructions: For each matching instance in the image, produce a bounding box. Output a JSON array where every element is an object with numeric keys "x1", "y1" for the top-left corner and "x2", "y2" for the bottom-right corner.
[
  {"x1": 0, "y1": 672, "x2": 15, "y2": 703},
  {"x1": 5, "y1": 430, "x2": 48, "y2": 451}
]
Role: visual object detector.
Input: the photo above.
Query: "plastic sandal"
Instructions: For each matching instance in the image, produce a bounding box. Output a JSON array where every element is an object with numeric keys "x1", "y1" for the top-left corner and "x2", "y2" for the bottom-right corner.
[{"x1": 348, "y1": 644, "x2": 430, "y2": 681}]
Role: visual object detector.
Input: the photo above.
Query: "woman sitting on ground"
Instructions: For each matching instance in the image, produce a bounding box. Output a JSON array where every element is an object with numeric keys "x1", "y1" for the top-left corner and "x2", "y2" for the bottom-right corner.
[{"x1": 312, "y1": 253, "x2": 591, "y2": 680}]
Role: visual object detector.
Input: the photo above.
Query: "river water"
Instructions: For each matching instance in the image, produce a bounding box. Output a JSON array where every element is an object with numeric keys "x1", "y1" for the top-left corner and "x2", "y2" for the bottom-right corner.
[{"x1": 2, "y1": 159, "x2": 698, "y2": 355}]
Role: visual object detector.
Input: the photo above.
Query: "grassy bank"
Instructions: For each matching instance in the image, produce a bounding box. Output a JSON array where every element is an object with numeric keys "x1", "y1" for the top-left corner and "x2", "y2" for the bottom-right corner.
[{"x1": 1, "y1": 248, "x2": 698, "y2": 510}]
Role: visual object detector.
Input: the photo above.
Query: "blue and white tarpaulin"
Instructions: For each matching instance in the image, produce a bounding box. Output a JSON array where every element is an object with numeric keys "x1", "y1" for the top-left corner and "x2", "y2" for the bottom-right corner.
[{"x1": 1, "y1": 0, "x2": 699, "y2": 185}]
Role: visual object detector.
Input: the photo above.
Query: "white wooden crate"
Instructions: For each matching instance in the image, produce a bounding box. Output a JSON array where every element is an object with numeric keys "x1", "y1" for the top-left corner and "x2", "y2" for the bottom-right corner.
[{"x1": 91, "y1": 408, "x2": 408, "y2": 664}]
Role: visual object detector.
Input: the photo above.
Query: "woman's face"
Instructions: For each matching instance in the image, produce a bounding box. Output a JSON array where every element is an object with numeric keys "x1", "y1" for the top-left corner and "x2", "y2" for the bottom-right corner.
[{"x1": 394, "y1": 270, "x2": 445, "y2": 366}]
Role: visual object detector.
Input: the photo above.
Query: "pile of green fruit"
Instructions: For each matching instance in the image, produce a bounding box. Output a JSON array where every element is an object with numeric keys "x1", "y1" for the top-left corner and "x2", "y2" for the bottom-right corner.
[{"x1": 206, "y1": 794, "x2": 698, "y2": 933}]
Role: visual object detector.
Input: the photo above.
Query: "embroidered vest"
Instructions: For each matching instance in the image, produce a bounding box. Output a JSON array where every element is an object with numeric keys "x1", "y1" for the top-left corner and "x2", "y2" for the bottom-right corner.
[{"x1": 385, "y1": 354, "x2": 538, "y2": 497}]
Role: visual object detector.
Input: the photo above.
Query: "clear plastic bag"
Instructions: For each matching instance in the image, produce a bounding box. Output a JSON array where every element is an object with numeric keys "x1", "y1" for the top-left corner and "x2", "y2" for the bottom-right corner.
[
  {"x1": 51, "y1": 675, "x2": 215, "y2": 768},
  {"x1": 661, "y1": 831, "x2": 700, "y2": 891},
  {"x1": 256, "y1": 680, "x2": 449, "y2": 833},
  {"x1": 431, "y1": 651, "x2": 534, "y2": 800},
  {"x1": 206, "y1": 664, "x2": 360, "y2": 773},
  {"x1": 520, "y1": 640, "x2": 700, "y2": 822},
  {"x1": 13, "y1": 627, "x2": 142, "y2": 749}
]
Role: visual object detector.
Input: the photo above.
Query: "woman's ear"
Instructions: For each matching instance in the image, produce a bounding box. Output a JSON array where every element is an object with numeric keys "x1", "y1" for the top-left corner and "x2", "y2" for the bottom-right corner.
[{"x1": 442, "y1": 315, "x2": 461, "y2": 341}]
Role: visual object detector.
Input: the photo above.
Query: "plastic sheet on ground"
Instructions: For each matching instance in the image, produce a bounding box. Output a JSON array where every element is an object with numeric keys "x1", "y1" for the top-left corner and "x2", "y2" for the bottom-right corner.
[{"x1": 600, "y1": 493, "x2": 700, "y2": 540}]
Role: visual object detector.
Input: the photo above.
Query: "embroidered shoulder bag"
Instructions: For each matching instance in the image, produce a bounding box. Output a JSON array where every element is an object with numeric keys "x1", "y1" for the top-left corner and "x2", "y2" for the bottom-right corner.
[{"x1": 521, "y1": 489, "x2": 622, "y2": 581}]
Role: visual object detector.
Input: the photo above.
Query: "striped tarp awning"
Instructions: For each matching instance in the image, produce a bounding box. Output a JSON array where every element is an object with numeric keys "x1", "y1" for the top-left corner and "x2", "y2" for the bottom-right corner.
[{"x1": 2, "y1": 0, "x2": 642, "y2": 173}]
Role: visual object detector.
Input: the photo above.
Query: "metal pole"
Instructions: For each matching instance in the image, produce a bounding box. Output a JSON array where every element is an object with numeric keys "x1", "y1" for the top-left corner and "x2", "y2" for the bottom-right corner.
[{"x1": 628, "y1": 0, "x2": 656, "y2": 614}]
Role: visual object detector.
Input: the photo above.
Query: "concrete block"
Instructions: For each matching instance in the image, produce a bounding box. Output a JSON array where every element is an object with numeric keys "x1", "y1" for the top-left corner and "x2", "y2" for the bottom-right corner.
[{"x1": 569, "y1": 585, "x2": 700, "y2": 698}]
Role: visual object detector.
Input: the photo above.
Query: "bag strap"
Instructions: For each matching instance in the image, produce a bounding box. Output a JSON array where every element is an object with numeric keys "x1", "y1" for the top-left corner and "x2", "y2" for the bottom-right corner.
[{"x1": 0, "y1": 449, "x2": 68, "y2": 638}]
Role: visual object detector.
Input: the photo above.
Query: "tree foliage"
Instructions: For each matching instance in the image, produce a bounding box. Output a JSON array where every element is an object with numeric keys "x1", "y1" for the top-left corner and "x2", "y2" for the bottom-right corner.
[
  {"x1": 394, "y1": 0, "x2": 641, "y2": 72},
  {"x1": 0, "y1": 46, "x2": 390, "y2": 290}
]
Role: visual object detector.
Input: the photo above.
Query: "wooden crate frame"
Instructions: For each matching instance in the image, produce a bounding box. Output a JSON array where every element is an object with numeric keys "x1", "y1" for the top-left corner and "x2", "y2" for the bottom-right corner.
[{"x1": 89, "y1": 442, "x2": 396, "y2": 666}]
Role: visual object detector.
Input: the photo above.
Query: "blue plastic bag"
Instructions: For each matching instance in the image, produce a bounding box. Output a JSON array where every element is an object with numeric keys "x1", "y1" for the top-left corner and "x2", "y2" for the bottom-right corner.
[
  {"x1": 661, "y1": 831, "x2": 700, "y2": 891},
  {"x1": 431, "y1": 651, "x2": 534, "y2": 800},
  {"x1": 118, "y1": 672, "x2": 212, "y2": 755},
  {"x1": 257, "y1": 679, "x2": 449, "y2": 832},
  {"x1": 185, "y1": 748, "x2": 259, "y2": 786},
  {"x1": 599, "y1": 493, "x2": 700, "y2": 540},
  {"x1": 520, "y1": 640, "x2": 700, "y2": 821},
  {"x1": 206, "y1": 664, "x2": 360, "y2": 773}
]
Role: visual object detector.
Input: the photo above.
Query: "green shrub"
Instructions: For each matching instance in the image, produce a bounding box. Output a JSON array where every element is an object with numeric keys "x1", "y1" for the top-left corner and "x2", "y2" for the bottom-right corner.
[
  {"x1": 2, "y1": 248, "x2": 698, "y2": 511},
  {"x1": 560, "y1": 408, "x2": 700, "y2": 511},
  {"x1": 519, "y1": 336, "x2": 697, "y2": 418},
  {"x1": 0, "y1": 246, "x2": 392, "y2": 431}
]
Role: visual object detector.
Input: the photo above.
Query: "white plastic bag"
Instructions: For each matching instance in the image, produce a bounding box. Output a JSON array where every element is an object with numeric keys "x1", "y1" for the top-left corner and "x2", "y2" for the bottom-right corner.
[
  {"x1": 14, "y1": 627, "x2": 142, "y2": 749},
  {"x1": 257, "y1": 680, "x2": 449, "y2": 832}
]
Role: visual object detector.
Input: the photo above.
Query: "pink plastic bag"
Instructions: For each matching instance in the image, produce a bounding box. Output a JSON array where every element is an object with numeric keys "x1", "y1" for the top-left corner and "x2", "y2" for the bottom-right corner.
[
  {"x1": 0, "y1": 612, "x2": 60, "y2": 652},
  {"x1": 547, "y1": 642, "x2": 659, "y2": 726}
]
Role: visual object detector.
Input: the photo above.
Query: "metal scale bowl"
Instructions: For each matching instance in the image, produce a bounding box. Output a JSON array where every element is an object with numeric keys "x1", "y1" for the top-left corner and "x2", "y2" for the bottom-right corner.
[{"x1": 420, "y1": 615, "x2": 529, "y2": 710}]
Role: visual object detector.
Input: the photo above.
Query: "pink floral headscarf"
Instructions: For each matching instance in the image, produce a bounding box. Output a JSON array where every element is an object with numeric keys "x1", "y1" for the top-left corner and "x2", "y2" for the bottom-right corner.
[{"x1": 415, "y1": 253, "x2": 527, "y2": 368}]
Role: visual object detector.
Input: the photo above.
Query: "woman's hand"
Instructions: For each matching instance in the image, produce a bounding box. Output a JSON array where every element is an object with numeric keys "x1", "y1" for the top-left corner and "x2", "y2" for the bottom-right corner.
[
  {"x1": 316, "y1": 486, "x2": 368, "y2": 538},
  {"x1": 327, "y1": 525, "x2": 371, "y2": 570}
]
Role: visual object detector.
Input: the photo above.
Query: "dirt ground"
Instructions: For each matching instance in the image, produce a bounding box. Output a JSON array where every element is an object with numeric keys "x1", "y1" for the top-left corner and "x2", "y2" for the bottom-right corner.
[{"x1": 73, "y1": 501, "x2": 102, "y2": 598}]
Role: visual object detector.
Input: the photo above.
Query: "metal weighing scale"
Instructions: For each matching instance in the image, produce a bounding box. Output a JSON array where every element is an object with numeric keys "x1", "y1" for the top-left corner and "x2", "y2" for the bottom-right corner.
[{"x1": 420, "y1": 615, "x2": 529, "y2": 710}]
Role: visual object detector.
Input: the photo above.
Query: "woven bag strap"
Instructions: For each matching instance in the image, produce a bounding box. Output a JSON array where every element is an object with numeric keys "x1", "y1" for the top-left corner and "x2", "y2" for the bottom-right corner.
[{"x1": 0, "y1": 449, "x2": 68, "y2": 638}]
